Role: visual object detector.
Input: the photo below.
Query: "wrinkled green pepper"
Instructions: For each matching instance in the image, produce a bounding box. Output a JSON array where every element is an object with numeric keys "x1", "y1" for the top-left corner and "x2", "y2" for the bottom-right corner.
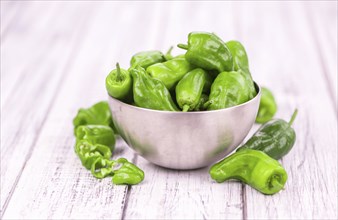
[
  {"x1": 146, "y1": 57, "x2": 194, "y2": 90},
  {"x1": 75, "y1": 140, "x2": 112, "y2": 169},
  {"x1": 175, "y1": 68, "x2": 208, "y2": 112},
  {"x1": 131, "y1": 66, "x2": 179, "y2": 111},
  {"x1": 91, "y1": 158, "x2": 144, "y2": 185},
  {"x1": 205, "y1": 71, "x2": 252, "y2": 110},
  {"x1": 112, "y1": 158, "x2": 145, "y2": 185},
  {"x1": 256, "y1": 87, "x2": 278, "y2": 123},
  {"x1": 209, "y1": 149, "x2": 288, "y2": 195},
  {"x1": 237, "y1": 110, "x2": 297, "y2": 160},
  {"x1": 194, "y1": 94, "x2": 209, "y2": 111},
  {"x1": 75, "y1": 125, "x2": 116, "y2": 151},
  {"x1": 73, "y1": 101, "x2": 116, "y2": 134},
  {"x1": 178, "y1": 32, "x2": 233, "y2": 72},
  {"x1": 130, "y1": 50, "x2": 165, "y2": 69},
  {"x1": 106, "y1": 63, "x2": 132, "y2": 101}
]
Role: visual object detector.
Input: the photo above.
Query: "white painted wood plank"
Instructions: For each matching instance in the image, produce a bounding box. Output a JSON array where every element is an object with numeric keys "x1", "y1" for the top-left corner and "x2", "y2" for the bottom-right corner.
[
  {"x1": 233, "y1": 2, "x2": 337, "y2": 219},
  {"x1": 2, "y1": 2, "x2": 159, "y2": 219},
  {"x1": 0, "y1": 2, "x2": 95, "y2": 215},
  {"x1": 124, "y1": 2, "x2": 244, "y2": 219}
]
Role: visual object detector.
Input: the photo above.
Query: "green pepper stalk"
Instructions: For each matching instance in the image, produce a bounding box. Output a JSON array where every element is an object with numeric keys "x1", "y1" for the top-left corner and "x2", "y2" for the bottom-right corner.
[
  {"x1": 130, "y1": 50, "x2": 165, "y2": 69},
  {"x1": 256, "y1": 87, "x2": 278, "y2": 123},
  {"x1": 178, "y1": 32, "x2": 233, "y2": 72},
  {"x1": 194, "y1": 94, "x2": 209, "y2": 111},
  {"x1": 237, "y1": 109, "x2": 298, "y2": 160},
  {"x1": 209, "y1": 149, "x2": 288, "y2": 195},
  {"x1": 146, "y1": 56, "x2": 194, "y2": 90},
  {"x1": 72, "y1": 101, "x2": 117, "y2": 134},
  {"x1": 131, "y1": 66, "x2": 179, "y2": 111},
  {"x1": 75, "y1": 125, "x2": 116, "y2": 151},
  {"x1": 175, "y1": 68, "x2": 208, "y2": 112},
  {"x1": 204, "y1": 71, "x2": 252, "y2": 110},
  {"x1": 164, "y1": 46, "x2": 174, "y2": 61},
  {"x1": 106, "y1": 63, "x2": 133, "y2": 101},
  {"x1": 75, "y1": 140, "x2": 112, "y2": 169}
]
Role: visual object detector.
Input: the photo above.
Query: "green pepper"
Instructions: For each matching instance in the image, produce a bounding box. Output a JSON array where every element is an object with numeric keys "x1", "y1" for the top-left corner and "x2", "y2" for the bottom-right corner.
[
  {"x1": 205, "y1": 70, "x2": 252, "y2": 110},
  {"x1": 72, "y1": 101, "x2": 116, "y2": 134},
  {"x1": 175, "y1": 68, "x2": 207, "y2": 112},
  {"x1": 209, "y1": 149, "x2": 288, "y2": 195},
  {"x1": 75, "y1": 140, "x2": 112, "y2": 169},
  {"x1": 75, "y1": 125, "x2": 116, "y2": 151},
  {"x1": 237, "y1": 110, "x2": 297, "y2": 160},
  {"x1": 130, "y1": 66, "x2": 179, "y2": 111},
  {"x1": 130, "y1": 50, "x2": 165, "y2": 69},
  {"x1": 146, "y1": 57, "x2": 194, "y2": 90},
  {"x1": 91, "y1": 158, "x2": 115, "y2": 179},
  {"x1": 112, "y1": 158, "x2": 145, "y2": 185},
  {"x1": 194, "y1": 94, "x2": 209, "y2": 111},
  {"x1": 106, "y1": 63, "x2": 132, "y2": 101},
  {"x1": 178, "y1": 32, "x2": 233, "y2": 72},
  {"x1": 256, "y1": 87, "x2": 278, "y2": 123}
]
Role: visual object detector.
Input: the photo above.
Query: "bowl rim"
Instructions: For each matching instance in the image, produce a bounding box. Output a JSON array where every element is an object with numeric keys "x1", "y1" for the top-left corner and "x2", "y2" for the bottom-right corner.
[{"x1": 108, "y1": 82, "x2": 261, "y2": 114}]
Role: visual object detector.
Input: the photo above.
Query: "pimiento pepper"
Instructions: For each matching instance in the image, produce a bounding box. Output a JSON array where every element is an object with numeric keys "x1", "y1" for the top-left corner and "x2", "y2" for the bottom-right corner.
[
  {"x1": 75, "y1": 140, "x2": 112, "y2": 169},
  {"x1": 205, "y1": 70, "x2": 252, "y2": 110},
  {"x1": 194, "y1": 94, "x2": 209, "y2": 111},
  {"x1": 72, "y1": 101, "x2": 116, "y2": 134},
  {"x1": 255, "y1": 87, "x2": 278, "y2": 123},
  {"x1": 209, "y1": 149, "x2": 288, "y2": 195},
  {"x1": 146, "y1": 56, "x2": 194, "y2": 90},
  {"x1": 237, "y1": 109, "x2": 297, "y2": 160},
  {"x1": 130, "y1": 66, "x2": 179, "y2": 111},
  {"x1": 106, "y1": 63, "x2": 132, "y2": 101},
  {"x1": 178, "y1": 32, "x2": 233, "y2": 72},
  {"x1": 91, "y1": 157, "x2": 144, "y2": 185},
  {"x1": 75, "y1": 125, "x2": 116, "y2": 151},
  {"x1": 130, "y1": 50, "x2": 165, "y2": 69},
  {"x1": 112, "y1": 158, "x2": 145, "y2": 185},
  {"x1": 175, "y1": 68, "x2": 208, "y2": 112}
]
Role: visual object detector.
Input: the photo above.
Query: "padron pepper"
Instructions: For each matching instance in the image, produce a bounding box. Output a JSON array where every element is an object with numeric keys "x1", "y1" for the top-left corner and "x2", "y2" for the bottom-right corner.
[
  {"x1": 255, "y1": 87, "x2": 278, "y2": 123},
  {"x1": 175, "y1": 68, "x2": 208, "y2": 112},
  {"x1": 209, "y1": 149, "x2": 288, "y2": 195},
  {"x1": 237, "y1": 109, "x2": 297, "y2": 160},
  {"x1": 131, "y1": 66, "x2": 179, "y2": 111},
  {"x1": 178, "y1": 32, "x2": 233, "y2": 72},
  {"x1": 73, "y1": 101, "x2": 117, "y2": 134},
  {"x1": 91, "y1": 157, "x2": 144, "y2": 185},
  {"x1": 75, "y1": 140, "x2": 112, "y2": 169},
  {"x1": 75, "y1": 125, "x2": 116, "y2": 151},
  {"x1": 205, "y1": 70, "x2": 252, "y2": 110},
  {"x1": 130, "y1": 50, "x2": 165, "y2": 69},
  {"x1": 106, "y1": 63, "x2": 132, "y2": 101},
  {"x1": 146, "y1": 56, "x2": 194, "y2": 90}
]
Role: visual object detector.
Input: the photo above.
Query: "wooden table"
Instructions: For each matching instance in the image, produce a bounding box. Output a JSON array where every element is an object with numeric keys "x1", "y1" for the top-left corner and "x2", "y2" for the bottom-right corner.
[{"x1": 1, "y1": 1, "x2": 337, "y2": 219}]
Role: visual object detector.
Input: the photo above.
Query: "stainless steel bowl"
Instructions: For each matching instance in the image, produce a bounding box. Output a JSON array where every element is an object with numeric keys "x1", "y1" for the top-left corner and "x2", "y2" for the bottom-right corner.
[{"x1": 108, "y1": 83, "x2": 261, "y2": 170}]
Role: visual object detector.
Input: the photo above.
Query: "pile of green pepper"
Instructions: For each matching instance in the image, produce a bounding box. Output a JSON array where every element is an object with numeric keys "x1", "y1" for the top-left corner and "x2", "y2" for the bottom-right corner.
[
  {"x1": 106, "y1": 32, "x2": 258, "y2": 112},
  {"x1": 73, "y1": 101, "x2": 144, "y2": 185}
]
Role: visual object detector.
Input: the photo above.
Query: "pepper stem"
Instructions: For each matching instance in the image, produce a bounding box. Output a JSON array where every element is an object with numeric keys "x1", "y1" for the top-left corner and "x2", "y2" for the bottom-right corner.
[
  {"x1": 166, "y1": 46, "x2": 173, "y2": 55},
  {"x1": 288, "y1": 109, "x2": 298, "y2": 126},
  {"x1": 177, "y1": 44, "x2": 188, "y2": 50},
  {"x1": 116, "y1": 63, "x2": 122, "y2": 82},
  {"x1": 182, "y1": 105, "x2": 190, "y2": 112}
]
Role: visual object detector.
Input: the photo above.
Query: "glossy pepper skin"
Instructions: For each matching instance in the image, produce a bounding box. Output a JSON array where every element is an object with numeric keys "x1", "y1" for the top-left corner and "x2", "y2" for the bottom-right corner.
[
  {"x1": 209, "y1": 149, "x2": 288, "y2": 195},
  {"x1": 146, "y1": 57, "x2": 194, "y2": 90},
  {"x1": 256, "y1": 87, "x2": 278, "y2": 123},
  {"x1": 75, "y1": 140, "x2": 112, "y2": 169},
  {"x1": 91, "y1": 158, "x2": 144, "y2": 185},
  {"x1": 131, "y1": 66, "x2": 179, "y2": 111},
  {"x1": 73, "y1": 101, "x2": 115, "y2": 134},
  {"x1": 130, "y1": 50, "x2": 165, "y2": 69},
  {"x1": 237, "y1": 110, "x2": 297, "y2": 160},
  {"x1": 106, "y1": 63, "x2": 132, "y2": 102},
  {"x1": 175, "y1": 68, "x2": 207, "y2": 112},
  {"x1": 178, "y1": 32, "x2": 233, "y2": 72},
  {"x1": 205, "y1": 71, "x2": 252, "y2": 110},
  {"x1": 75, "y1": 125, "x2": 116, "y2": 151}
]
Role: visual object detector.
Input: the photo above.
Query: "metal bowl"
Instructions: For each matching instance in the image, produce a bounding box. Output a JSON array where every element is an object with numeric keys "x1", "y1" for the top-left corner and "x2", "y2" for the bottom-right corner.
[{"x1": 108, "y1": 83, "x2": 261, "y2": 170}]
